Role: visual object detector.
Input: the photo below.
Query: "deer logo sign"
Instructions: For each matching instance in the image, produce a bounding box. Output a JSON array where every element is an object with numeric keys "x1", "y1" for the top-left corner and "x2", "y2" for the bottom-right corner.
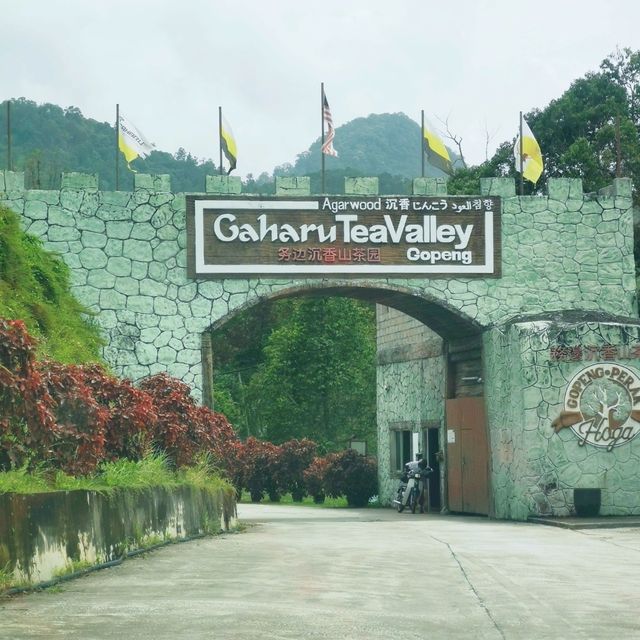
[{"x1": 552, "y1": 363, "x2": 640, "y2": 450}]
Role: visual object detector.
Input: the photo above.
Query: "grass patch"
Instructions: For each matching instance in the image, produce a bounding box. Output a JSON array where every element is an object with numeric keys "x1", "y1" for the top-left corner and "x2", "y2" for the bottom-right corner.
[
  {"x1": 52, "y1": 559, "x2": 93, "y2": 579},
  {"x1": 99, "y1": 455, "x2": 177, "y2": 490},
  {"x1": 0, "y1": 454, "x2": 234, "y2": 497},
  {"x1": 0, "y1": 565, "x2": 14, "y2": 591},
  {"x1": 177, "y1": 454, "x2": 232, "y2": 494},
  {"x1": 0, "y1": 467, "x2": 51, "y2": 494}
]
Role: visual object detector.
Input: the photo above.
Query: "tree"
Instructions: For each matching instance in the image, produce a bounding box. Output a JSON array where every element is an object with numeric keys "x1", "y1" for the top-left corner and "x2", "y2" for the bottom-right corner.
[
  {"x1": 445, "y1": 49, "x2": 640, "y2": 200},
  {"x1": 243, "y1": 297, "x2": 376, "y2": 452}
]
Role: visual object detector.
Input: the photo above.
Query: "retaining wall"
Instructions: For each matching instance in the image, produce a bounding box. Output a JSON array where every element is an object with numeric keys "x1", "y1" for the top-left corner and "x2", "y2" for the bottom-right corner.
[{"x1": 0, "y1": 485, "x2": 236, "y2": 589}]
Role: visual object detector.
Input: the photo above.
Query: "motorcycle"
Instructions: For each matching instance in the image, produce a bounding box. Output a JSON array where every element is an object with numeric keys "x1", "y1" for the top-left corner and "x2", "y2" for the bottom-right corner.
[{"x1": 393, "y1": 460, "x2": 433, "y2": 514}]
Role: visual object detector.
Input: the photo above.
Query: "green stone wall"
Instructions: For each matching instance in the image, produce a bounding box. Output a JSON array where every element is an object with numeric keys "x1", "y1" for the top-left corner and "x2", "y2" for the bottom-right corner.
[
  {"x1": 2, "y1": 170, "x2": 638, "y2": 520},
  {"x1": 485, "y1": 319, "x2": 640, "y2": 519},
  {"x1": 376, "y1": 306, "x2": 445, "y2": 503}
]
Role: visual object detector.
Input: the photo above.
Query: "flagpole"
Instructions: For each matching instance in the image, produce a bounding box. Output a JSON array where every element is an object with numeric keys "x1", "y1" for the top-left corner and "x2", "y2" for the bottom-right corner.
[
  {"x1": 115, "y1": 103, "x2": 120, "y2": 191},
  {"x1": 421, "y1": 110, "x2": 425, "y2": 178},
  {"x1": 519, "y1": 111, "x2": 524, "y2": 196},
  {"x1": 219, "y1": 106, "x2": 224, "y2": 176},
  {"x1": 321, "y1": 82, "x2": 325, "y2": 194},
  {"x1": 615, "y1": 115, "x2": 622, "y2": 178},
  {"x1": 6, "y1": 100, "x2": 12, "y2": 172}
]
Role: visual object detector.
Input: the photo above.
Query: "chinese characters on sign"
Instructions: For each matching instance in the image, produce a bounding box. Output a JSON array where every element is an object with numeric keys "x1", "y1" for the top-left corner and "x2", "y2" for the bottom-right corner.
[
  {"x1": 187, "y1": 195, "x2": 501, "y2": 277},
  {"x1": 277, "y1": 247, "x2": 381, "y2": 264},
  {"x1": 549, "y1": 345, "x2": 640, "y2": 362}
]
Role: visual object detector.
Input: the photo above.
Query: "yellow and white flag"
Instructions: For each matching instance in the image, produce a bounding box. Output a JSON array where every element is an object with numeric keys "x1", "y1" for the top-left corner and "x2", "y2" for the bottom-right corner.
[
  {"x1": 514, "y1": 118, "x2": 543, "y2": 184},
  {"x1": 423, "y1": 117, "x2": 453, "y2": 175},
  {"x1": 220, "y1": 115, "x2": 237, "y2": 174},
  {"x1": 118, "y1": 114, "x2": 155, "y2": 171}
]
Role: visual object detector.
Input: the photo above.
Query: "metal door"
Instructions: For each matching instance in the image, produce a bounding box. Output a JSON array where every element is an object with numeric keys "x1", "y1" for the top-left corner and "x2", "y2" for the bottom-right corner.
[{"x1": 445, "y1": 397, "x2": 489, "y2": 515}]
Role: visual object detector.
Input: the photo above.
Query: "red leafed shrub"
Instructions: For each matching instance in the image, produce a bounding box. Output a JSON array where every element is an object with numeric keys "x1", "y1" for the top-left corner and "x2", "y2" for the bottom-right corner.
[
  {"x1": 0, "y1": 320, "x2": 238, "y2": 474},
  {"x1": 0, "y1": 318, "x2": 57, "y2": 470},
  {"x1": 81, "y1": 364, "x2": 158, "y2": 461},
  {"x1": 224, "y1": 439, "x2": 245, "y2": 498},
  {"x1": 303, "y1": 456, "x2": 330, "y2": 503},
  {"x1": 138, "y1": 373, "x2": 237, "y2": 468},
  {"x1": 138, "y1": 373, "x2": 199, "y2": 466},
  {"x1": 37, "y1": 362, "x2": 109, "y2": 475},
  {"x1": 190, "y1": 404, "x2": 238, "y2": 470},
  {"x1": 279, "y1": 439, "x2": 318, "y2": 501},
  {"x1": 235, "y1": 437, "x2": 281, "y2": 503},
  {"x1": 323, "y1": 448, "x2": 378, "y2": 507}
]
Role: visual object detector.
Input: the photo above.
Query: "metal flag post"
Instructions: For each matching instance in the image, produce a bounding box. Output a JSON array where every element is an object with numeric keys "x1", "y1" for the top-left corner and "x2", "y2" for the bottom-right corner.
[
  {"x1": 421, "y1": 109, "x2": 425, "y2": 178},
  {"x1": 115, "y1": 103, "x2": 120, "y2": 191},
  {"x1": 219, "y1": 106, "x2": 224, "y2": 175},
  {"x1": 7, "y1": 100, "x2": 12, "y2": 172},
  {"x1": 519, "y1": 111, "x2": 524, "y2": 196},
  {"x1": 321, "y1": 82, "x2": 326, "y2": 194}
]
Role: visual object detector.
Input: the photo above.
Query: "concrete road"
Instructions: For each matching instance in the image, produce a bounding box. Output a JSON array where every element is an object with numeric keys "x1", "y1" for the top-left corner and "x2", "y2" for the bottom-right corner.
[{"x1": 1, "y1": 504, "x2": 639, "y2": 639}]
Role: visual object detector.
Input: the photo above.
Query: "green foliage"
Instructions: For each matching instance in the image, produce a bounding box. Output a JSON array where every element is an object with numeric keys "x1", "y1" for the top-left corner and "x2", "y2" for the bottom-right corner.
[
  {"x1": 215, "y1": 297, "x2": 376, "y2": 452},
  {"x1": 0, "y1": 99, "x2": 218, "y2": 191},
  {"x1": 177, "y1": 453, "x2": 233, "y2": 493},
  {"x1": 472, "y1": 48, "x2": 640, "y2": 203},
  {"x1": 0, "y1": 206, "x2": 104, "y2": 363},
  {"x1": 52, "y1": 559, "x2": 93, "y2": 579},
  {"x1": 0, "y1": 466, "x2": 51, "y2": 494},
  {"x1": 522, "y1": 69, "x2": 630, "y2": 194},
  {"x1": 98, "y1": 455, "x2": 177, "y2": 489},
  {"x1": 0, "y1": 454, "x2": 233, "y2": 495}
]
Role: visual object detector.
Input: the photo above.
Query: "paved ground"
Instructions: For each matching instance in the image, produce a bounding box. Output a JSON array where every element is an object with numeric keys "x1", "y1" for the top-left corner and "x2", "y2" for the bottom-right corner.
[{"x1": 1, "y1": 504, "x2": 639, "y2": 639}]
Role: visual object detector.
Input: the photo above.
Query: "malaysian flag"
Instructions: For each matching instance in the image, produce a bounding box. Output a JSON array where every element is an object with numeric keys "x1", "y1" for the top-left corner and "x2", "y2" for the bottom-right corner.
[{"x1": 321, "y1": 94, "x2": 338, "y2": 157}]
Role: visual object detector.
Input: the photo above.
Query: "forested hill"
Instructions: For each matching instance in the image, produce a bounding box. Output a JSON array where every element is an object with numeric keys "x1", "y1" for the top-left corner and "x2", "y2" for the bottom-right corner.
[
  {"x1": 286, "y1": 112, "x2": 457, "y2": 179},
  {"x1": 0, "y1": 99, "x2": 218, "y2": 192},
  {"x1": 0, "y1": 100, "x2": 456, "y2": 194}
]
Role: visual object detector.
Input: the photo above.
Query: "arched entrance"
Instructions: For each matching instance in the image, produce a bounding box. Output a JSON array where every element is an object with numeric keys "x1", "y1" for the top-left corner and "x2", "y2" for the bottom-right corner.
[{"x1": 202, "y1": 282, "x2": 490, "y2": 516}]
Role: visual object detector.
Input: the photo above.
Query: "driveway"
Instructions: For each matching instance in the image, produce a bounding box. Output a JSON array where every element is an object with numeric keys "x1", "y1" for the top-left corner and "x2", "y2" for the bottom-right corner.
[{"x1": 1, "y1": 504, "x2": 639, "y2": 639}]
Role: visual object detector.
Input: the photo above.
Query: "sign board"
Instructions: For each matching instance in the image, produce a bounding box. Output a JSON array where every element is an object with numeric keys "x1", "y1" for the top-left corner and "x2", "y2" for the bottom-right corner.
[
  {"x1": 552, "y1": 363, "x2": 640, "y2": 450},
  {"x1": 187, "y1": 195, "x2": 501, "y2": 277},
  {"x1": 349, "y1": 440, "x2": 367, "y2": 456}
]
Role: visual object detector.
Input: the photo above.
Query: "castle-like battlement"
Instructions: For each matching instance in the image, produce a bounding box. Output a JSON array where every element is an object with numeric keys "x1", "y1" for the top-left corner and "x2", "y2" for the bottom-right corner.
[{"x1": 1, "y1": 169, "x2": 633, "y2": 204}]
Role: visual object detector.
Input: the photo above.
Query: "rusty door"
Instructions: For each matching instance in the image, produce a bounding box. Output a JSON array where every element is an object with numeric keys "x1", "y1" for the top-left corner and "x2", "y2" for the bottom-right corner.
[{"x1": 446, "y1": 397, "x2": 489, "y2": 515}]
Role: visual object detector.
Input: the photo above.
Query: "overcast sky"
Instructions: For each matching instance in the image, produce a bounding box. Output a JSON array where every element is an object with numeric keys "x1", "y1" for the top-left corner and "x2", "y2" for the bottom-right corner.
[{"x1": 4, "y1": 0, "x2": 640, "y2": 178}]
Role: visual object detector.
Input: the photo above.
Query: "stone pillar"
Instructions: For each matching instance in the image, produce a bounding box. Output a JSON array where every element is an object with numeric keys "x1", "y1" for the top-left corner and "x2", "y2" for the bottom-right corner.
[
  {"x1": 547, "y1": 177, "x2": 583, "y2": 201},
  {"x1": 134, "y1": 174, "x2": 171, "y2": 192},
  {"x1": 61, "y1": 172, "x2": 99, "y2": 191},
  {"x1": 0, "y1": 170, "x2": 25, "y2": 192},
  {"x1": 412, "y1": 177, "x2": 448, "y2": 196},
  {"x1": 484, "y1": 316, "x2": 640, "y2": 520},
  {"x1": 344, "y1": 177, "x2": 378, "y2": 195},
  {"x1": 275, "y1": 176, "x2": 310, "y2": 196},
  {"x1": 598, "y1": 177, "x2": 632, "y2": 198},
  {"x1": 480, "y1": 177, "x2": 516, "y2": 197},
  {"x1": 205, "y1": 175, "x2": 242, "y2": 194}
]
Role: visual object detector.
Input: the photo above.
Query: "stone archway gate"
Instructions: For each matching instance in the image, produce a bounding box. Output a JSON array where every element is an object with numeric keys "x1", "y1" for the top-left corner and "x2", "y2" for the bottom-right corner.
[{"x1": 2, "y1": 169, "x2": 639, "y2": 520}]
